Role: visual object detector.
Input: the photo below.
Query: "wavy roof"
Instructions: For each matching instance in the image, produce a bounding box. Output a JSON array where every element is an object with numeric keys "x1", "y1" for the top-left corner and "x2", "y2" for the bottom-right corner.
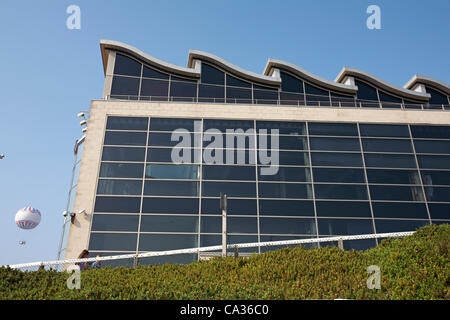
[{"x1": 100, "y1": 40, "x2": 448, "y2": 101}]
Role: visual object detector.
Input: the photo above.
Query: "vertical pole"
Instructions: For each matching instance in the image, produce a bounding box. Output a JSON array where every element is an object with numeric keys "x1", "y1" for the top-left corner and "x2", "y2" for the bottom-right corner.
[
  {"x1": 220, "y1": 193, "x2": 227, "y2": 258},
  {"x1": 338, "y1": 238, "x2": 344, "y2": 250}
]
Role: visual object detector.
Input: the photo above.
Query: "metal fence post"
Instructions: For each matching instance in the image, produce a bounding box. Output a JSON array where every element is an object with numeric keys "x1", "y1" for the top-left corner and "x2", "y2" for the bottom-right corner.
[{"x1": 220, "y1": 193, "x2": 227, "y2": 258}]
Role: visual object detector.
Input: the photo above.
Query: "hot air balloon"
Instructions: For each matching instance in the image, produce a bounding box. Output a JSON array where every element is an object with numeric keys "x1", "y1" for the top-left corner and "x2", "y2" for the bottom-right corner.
[{"x1": 15, "y1": 206, "x2": 41, "y2": 230}]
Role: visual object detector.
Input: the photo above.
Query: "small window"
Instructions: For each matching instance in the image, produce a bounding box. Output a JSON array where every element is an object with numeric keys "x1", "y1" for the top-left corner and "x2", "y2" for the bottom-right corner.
[
  {"x1": 201, "y1": 63, "x2": 224, "y2": 85},
  {"x1": 280, "y1": 72, "x2": 303, "y2": 93},
  {"x1": 113, "y1": 54, "x2": 141, "y2": 77}
]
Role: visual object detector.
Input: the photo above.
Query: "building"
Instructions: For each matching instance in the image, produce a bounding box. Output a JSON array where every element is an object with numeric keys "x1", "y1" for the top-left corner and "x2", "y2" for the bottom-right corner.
[{"x1": 65, "y1": 40, "x2": 450, "y2": 266}]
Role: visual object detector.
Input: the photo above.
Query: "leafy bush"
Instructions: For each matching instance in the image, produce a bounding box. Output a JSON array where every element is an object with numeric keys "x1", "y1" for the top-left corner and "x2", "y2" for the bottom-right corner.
[{"x1": 1, "y1": 224, "x2": 448, "y2": 300}]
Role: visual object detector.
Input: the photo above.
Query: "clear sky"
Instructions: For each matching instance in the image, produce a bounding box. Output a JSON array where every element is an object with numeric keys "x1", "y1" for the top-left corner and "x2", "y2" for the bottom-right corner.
[{"x1": 0, "y1": 0, "x2": 449, "y2": 266}]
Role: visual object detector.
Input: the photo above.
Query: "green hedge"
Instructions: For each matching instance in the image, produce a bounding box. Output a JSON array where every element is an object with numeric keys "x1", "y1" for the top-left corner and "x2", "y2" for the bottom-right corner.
[{"x1": 1, "y1": 224, "x2": 448, "y2": 300}]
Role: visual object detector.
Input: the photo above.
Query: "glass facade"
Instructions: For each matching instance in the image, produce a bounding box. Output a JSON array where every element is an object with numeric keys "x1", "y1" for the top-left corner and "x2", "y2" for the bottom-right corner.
[
  {"x1": 88, "y1": 116, "x2": 450, "y2": 265},
  {"x1": 108, "y1": 53, "x2": 450, "y2": 110}
]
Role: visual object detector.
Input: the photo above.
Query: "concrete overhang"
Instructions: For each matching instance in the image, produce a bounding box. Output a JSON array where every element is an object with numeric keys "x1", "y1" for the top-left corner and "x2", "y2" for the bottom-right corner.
[{"x1": 404, "y1": 75, "x2": 450, "y2": 95}]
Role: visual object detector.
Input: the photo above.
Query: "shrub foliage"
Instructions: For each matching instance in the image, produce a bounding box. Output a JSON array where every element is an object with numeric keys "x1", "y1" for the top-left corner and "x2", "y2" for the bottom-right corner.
[{"x1": 1, "y1": 224, "x2": 448, "y2": 300}]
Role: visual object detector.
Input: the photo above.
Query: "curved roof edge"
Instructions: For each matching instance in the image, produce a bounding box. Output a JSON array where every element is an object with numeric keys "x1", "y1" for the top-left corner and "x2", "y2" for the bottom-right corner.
[
  {"x1": 404, "y1": 75, "x2": 450, "y2": 95},
  {"x1": 100, "y1": 39, "x2": 200, "y2": 78},
  {"x1": 264, "y1": 59, "x2": 357, "y2": 94},
  {"x1": 335, "y1": 67, "x2": 430, "y2": 101},
  {"x1": 188, "y1": 50, "x2": 280, "y2": 86}
]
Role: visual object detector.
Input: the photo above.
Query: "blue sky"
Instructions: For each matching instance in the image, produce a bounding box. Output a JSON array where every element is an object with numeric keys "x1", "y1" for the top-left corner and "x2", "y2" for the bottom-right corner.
[{"x1": 0, "y1": 0, "x2": 449, "y2": 266}]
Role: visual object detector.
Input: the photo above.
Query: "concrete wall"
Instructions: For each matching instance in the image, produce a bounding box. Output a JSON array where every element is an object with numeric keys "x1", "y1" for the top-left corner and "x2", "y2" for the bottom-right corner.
[{"x1": 64, "y1": 100, "x2": 450, "y2": 259}]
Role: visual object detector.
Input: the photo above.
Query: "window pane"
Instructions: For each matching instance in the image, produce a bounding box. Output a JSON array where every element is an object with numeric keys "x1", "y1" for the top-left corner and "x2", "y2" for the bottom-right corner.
[
  {"x1": 144, "y1": 180, "x2": 199, "y2": 196},
  {"x1": 140, "y1": 215, "x2": 198, "y2": 233},
  {"x1": 110, "y1": 76, "x2": 140, "y2": 97},
  {"x1": 379, "y1": 91, "x2": 402, "y2": 108},
  {"x1": 99, "y1": 163, "x2": 144, "y2": 178},
  {"x1": 201, "y1": 63, "x2": 224, "y2": 85},
  {"x1": 280, "y1": 72, "x2": 303, "y2": 93},
  {"x1": 316, "y1": 201, "x2": 372, "y2": 218},
  {"x1": 366, "y1": 169, "x2": 420, "y2": 184},
  {"x1": 369, "y1": 185, "x2": 424, "y2": 201},
  {"x1": 313, "y1": 168, "x2": 365, "y2": 183},
  {"x1": 170, "y1": 80, "x2": 197, "y2": 100},
  {"x1": 199, "y1": 84, "x2": 225, "y2": 102},
  {"x1": 359, "y1": 124, "x2": 410, "y2": 138},
  {"x1": 417, "y1": 155, "x2": 450, "y2": 169},
  {"x1": 203, "y1": 165, "x2": 256, "y2": 181},
  {"x1": 228, "y1": 217, "x2": 258, "y2": 233},
  {"x1": 428, "y1": 203, "x2": 450, "y2": 219},
  {"x1": 147, "y1": 147, "x2": 200, "y2": 164},
  {"x1": 258, "y1": 135, "x2": 308, "y2": 150},
  {"x1": 114, "y1": 54, "x2": 141, "y2": 77},
  {"x1": 426, "y1": 87, "x2": 449, "y2": 106},
  {"x1": 253, "y1": 86, "x2": 278, "y2": 104},
  {"x1": 308, "y1": 122, "x2": 358, "y2": 136},
  {"x1": 259, "y1": 167, "x2": 311, "y2": 182},
  {"x1": 94, "y1": 196, "x2": 141, "y2": 213},
  {"x1": 226, "y1": 87, "x2": 252, "y2": 103},
  {"x1": 362, "y1": 138, "x2": 413, "y2": 153},
  {"x1": 411, "y1": 125, "x2": 450, "y2": 139},
  {"x1": 372, "y1": 202, "x2": 428, "y2": 219},
  {"x1": 274, "y1": 151, "x2": 309, "y2": 166},
  {"x1": 150, "y1": 118, "x2": 200, "y2": 132},
  {"x1": 138, "y1": 234, "x2": 197, "y2": 251},
  {"x1": 89, "y1": 233, "x2": 137, "y2": 251},
  {"x1": 91, "y1": 214, "x2": 139, "y2": 232},
  {"x1": 318, "y1": 218, "x2": 374, "y2": 236},
  {"x1": 104, "y1": 131, "x2": 147, "y2": 146},
  {"x1": 140, "y1": 78, "x2": 169, "y2": 100},
  {"x1": 364, "y1": 154, "x2": 416, "y2": 168},
  {"x1": 200, "y1": 216, "x2": 221, "y2": 233},
  {"x1": 142, "y1": 197, "x2": 199, "y2": 214},
  {"x1": 145, "y1": 164, "x2": 199, "y2": 179},
  {"x1": 280, "y1": 92, "x2": 304, "y2": 105},
  {"x1": 425, "y1": 186, "x2": 450, "y2": 202},
  {"x1": 256, "y1": 121, "x2": 306, "y2": 135},
  {"x1": 106, "y1": 116, "x2": 148, "y2": 130},
  {"x1": 310, "y1": 137, "x2": 360, "y2": 151},
  {"x1": 259, "y1": 183, "x2": 312, "y2": 199},
  {"x1": 202, "y1": 181, "x2": 256, "y2": 197},
  {"x1": 305, "y1": 83, "x2": 330, "y2": 105},
  {"x1": 203, "y1": 132, "x2": 255, "y2": 149},
  {"x1": 259, "y1": 200, "x2": 314, "y2": 216},
  {"x1": 421, "y1": 170, "x2": 450, "y2": 186},
  {"x1": 375, "y1": 219, "x2": 429, "y2": 233},
  {"x1": 314, "y1": 184, "x2": 368, "y2": 200},
  {"x1": 97, "y1": 179, "x2": 142, "y2": 195},
  {"x1": 311, "y1": 152, "x2": 363, "y2": 167},
  {"x1": 203, "y1": 119, "x2": 254, "y2": 131},
  {"x1": 201, "y1": 198, "x2": 257, "y2": 215},
  {"x1": 148, "y1": 132, "x2": 201, "y2": 147},
  {"x1": 260, "y1": 218, "x2": 316, "y2": 235},
  {"x1": 226, "y1": 74, "x2": 251, "y2": 88},
  {"x1": 355, "y1": 80, "x2": 378, "y2": 101},
  {"x1": 102, "y1": 147, "x2": 146, "y2": 162},
  {"x1": 142, "y1": 65, "x2": 169, "y2": 80},
  {"x1": 414, "y1": 140, "x2": 450, "y2": 154}
]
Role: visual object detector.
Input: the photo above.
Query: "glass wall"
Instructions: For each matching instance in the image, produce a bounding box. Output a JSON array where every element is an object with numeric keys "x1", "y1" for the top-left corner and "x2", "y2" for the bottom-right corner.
[{"x1": 88, "y1": 117, "x2": 449, "y2": 265}]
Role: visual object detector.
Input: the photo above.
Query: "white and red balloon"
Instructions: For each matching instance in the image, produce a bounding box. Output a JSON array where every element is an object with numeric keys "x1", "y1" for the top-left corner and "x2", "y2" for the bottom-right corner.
[{"x1": 15, "y1": 206, "x2": 41, "y2": 230}]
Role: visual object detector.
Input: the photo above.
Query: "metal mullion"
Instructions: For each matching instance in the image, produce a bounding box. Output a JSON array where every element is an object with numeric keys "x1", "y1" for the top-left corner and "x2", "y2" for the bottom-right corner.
[
  {"x1": 197, "y1": 119, "x2": 204, "y2": 258},
  {"x1": 305, "y1": 122, "x2": 320, "y2": 246},
  {"x1": 408, "y1": 125, "x2": 432, "y2": 224},
  {"x1": 357, "y1": 123, "x2": 379, "y2": 245},
  {"x1": 254, "y1": 120, "x2": 261, "y2": 253}
]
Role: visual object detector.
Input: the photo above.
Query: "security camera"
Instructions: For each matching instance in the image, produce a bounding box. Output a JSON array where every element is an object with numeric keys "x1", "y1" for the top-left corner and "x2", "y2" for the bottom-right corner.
[
  {"x1": 77, "y1": 112, "x2": 85, "y2": 119},
  {"x1": 63, "y1": 211, "x2": 69, "y2": 217},
  {"x1": 69, "y1": 212, "x2": 76, "y2": 218},
  {"x1": 82, "y1": 127, "x2": 87, "y2": 133},
  {"x1": 79, "y1": 120, "x2": 87, "y2": 126}
]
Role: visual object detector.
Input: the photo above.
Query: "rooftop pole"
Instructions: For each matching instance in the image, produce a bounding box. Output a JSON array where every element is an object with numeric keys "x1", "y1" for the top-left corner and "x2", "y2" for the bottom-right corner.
[{"x1": 220, "y1": 193, "x2": 227, "y2": 258}]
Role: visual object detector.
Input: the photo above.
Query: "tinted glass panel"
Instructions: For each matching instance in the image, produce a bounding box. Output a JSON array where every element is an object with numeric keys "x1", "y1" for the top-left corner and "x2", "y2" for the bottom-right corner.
[
  {"x1": 203, "y1": 119, "x2": 254, "y2": 131},
  {"x1": 228, "y1": 217, "x2": 258, "y2": 233},
  {"x1": 355, "y1": 80, "x2": 378, "y2": 101},
  {"x1": 259, "y1": 183, "x2": 313, "y2": 199},
  {"x1": 170, "y1": 80, "x2": 197, "y2": 99},
  {"x1": 274, "y1": 151, "x2": 309, "y2": 166},
  {"x1": 226, "y1": 87, "x2": 252, "y2": 103},
  {"x1": 110, "y1": 76, "x2": 140, "y2": 97},
  {"x1": 104, "y1": 131, "x2": 147, "y2": 146},
  {"x1": 144, "y1": 180, "x2": 199, "y2": 196},
  {"x1": 305, "y1": 83, "x2": 329, "y2": 103},
  {"x1": 428, "y1": 203, "x2": 450, "y2": 219},
  {"x1": 258, "y1": 135, "x2": 308, "y2": 150},
  {"x1": 226, "y1": 74, "x2": 251, "y2": 88},
  {"x1": 94, "y1": 196, "x2": 141, "y2": 213},
  {"x1": 89, "y1": 233, "x2": 137, "y2": 251},
  {"x1": 369, "y1": 185, "x2": 424, "y2": 201},
  {"x1": 421, "y1": 170, "x2": 450, "y2": 186},
  {"x1": 91, "y1": 214, "x2": 139, "y2": 232},
  {"x1": 145, "y1": 164, "x2": 199, "y2": 180},
  {"x1": 201, "y1": 63, "x2": 224, "y2": 85},
  {"x1": 97, "y1": 179, "x2": 142, "y2": 195},
  {"x1": 142, "y1": 65, "x2": 169, "y2": 80},
  {"x1": 359, "y1": 124, "x2": 410, "y2": 138},
  {"x1": 414, "y1": 140, "x2": 450, "y2": 154},
  {"x1": 314, "y1": 184, "x2": 368, "y2": 200},
  {"x1": 142, "y1": 197, "x2": 199, "y2": 214},
  {"x1": 259, "y1": 200, "x2": 314, "y2": 217},
  {"x1": 138, "y1": 234, "x2": 197, "y2": 251},
  {"x1": 308, "y1": 122, "x2": 358, "y2": 136},
  {"x1": 200, "y1": 216, "x2": 221, "y2": 233},
  {"x1": 140, "y1": 78, "x2": 169, "y2": 99},
  {"x1": 366, "y1": 169, "x2": 420, "y2": 184},
  {"x1": 310, "y1": 137, "x2": 360, "y2": 151},
  {"x1": 253, "y1": 86, "x2": 278, "y2": 104},
  {"x1": 203, "y1": 165, "x2": 255, "y2": 181},
  {"x1": 148, "y1": 147, "x2": 200, "y2": 164},
  {"x1": 313, "y1": 168, "x2": 365, "y2": 183},
  {"x1": 259, "y1": 167, "x2": 311, "y2": 182},
  {"x1": 140, "y1": 215, "x2": 198, "y2": 233},
  {"x1": 426, "y1": 87, "x2": 448, "y2": 106},
  {"x1": 148, "y1": 132, "x2": 201, "y2": 147},
  {"x1": 318, "y1": 218, "x2": 373, "y2": 236},
  {"x1": 364, "y1": 154, "x2": 416, "y2": 168},
  {"x1": 99, "y1": 163, "x2": 144, "y2": 178},
  {"x1": 362, "y1": 139, "x2": 413, "y2": 153},
  {"x1": 379, "y1": 91, "x2": 402, "y2": 108},
  {"x1": 106, "y1": 116, "x2": 148, "y2": 130},
  {"x1": 199, "y1": 84, "x2": 225, "y2": 101},
  {"x1": 201, "y1": 198, "x2": 257, "y2": 215},
  {"x1": 375, "y1": 219, "x2": 429, "y2": 233},
  {"x1": 150, "y1": 118, "x2": 200, "y2": 132},
  {"x1": 411, "y1": 125, "x2": 450, "y2": 139},
  {"x1": 417, "y1": 155, "x2": 450, "y2": 169},
  {"x1": 203, "y1": 132, "x2": 255, "y2": 149},
  {"x1": 372, "y1": 202, "x2": 428, "y2": 219},
  {"x1": 316, "y1": 201, "x2": 372, "y2": 218},
  {"x1": 280, "y1": 92, "x2": 304, "y2": 105},
  {"x1": 202, "y1": 181, "x2": 256, "y2": 197},
  {"x1": 280, "y1": 72, "x2": 303, "y2": 93},
  {"x1": 311, "y1": 152, "x2": 363, "y2": 167},
  {"x1": 256, "y1": 121, "x2": 306, "y2": 135},
  {"x1": 102, "y1": 147, "x2": 146, "y2": 162},
  {"x1": 114, "y1": 54, "x2": 141, "y2": 77},
  {"x1": 425, "y1": 186, "x2": 450, "y2": 202},
  {"x1": 260, "y1": 218, "x2": 316, "y2": 235}
]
